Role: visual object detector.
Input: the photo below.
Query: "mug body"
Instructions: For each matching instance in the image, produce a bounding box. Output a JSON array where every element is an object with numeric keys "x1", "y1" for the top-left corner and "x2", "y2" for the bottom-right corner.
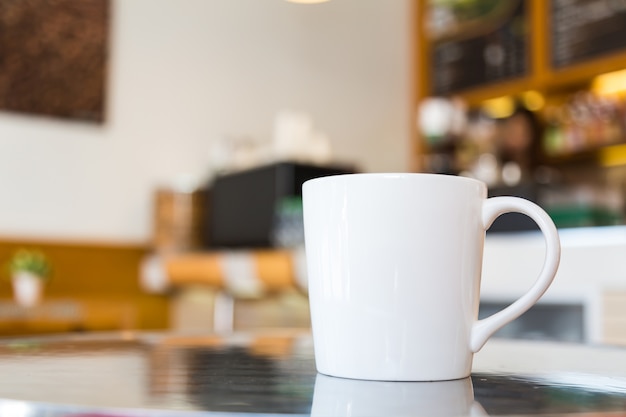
[{"x1": 303, "y1": 173, "x2": 487, "y2": 381}]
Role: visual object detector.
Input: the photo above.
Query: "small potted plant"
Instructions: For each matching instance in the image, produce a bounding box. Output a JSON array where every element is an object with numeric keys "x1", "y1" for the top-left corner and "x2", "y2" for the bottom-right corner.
[{"x1": 6, "y1": 249, "x2": 52, "y2": 308}]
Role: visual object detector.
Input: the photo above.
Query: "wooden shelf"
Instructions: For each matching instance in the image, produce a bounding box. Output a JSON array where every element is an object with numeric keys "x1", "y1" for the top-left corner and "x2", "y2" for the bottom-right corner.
[{"x1": 0, "y1": 297, "x2": 139, "y2": 335}]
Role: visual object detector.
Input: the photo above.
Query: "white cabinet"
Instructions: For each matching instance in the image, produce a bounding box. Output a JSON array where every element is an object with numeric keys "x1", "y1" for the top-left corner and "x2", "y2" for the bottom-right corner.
[{"x1": 483, "y1": 226, "x2": 626, "y2": 345}]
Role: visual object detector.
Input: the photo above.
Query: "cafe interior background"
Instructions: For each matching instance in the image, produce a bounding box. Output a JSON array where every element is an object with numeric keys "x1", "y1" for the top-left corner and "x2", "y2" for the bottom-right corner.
[{"x1": 1, "y1": 0, "x2": 625, "y2": 346}]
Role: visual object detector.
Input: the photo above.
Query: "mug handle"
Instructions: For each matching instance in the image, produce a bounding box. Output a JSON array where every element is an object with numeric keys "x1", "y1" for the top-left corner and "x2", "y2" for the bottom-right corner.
[{"x1": 470, "y1": 196, "x2": 561, "y2": 353}]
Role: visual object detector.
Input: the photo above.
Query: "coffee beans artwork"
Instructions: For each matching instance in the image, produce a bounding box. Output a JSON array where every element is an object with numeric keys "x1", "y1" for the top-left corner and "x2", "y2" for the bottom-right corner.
[{"x1": 0, "y1": 0, "x2": 109, "y2": 123}]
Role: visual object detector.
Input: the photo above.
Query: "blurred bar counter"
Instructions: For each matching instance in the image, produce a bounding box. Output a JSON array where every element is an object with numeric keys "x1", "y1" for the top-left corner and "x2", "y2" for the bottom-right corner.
[
  {"x1": 141, "y1": 248, "x2": 310, "y2": 333},
  {"x1": 143, "y1": 226, "x2": 626, "y2": 345},
  {"x1": 144, "y1": 249, "x2": 306, "y2": 295}
]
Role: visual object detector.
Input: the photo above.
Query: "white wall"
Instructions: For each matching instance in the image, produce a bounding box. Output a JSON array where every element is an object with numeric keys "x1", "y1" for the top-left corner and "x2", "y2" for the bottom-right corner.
[{"x1": 0, "y1": 0, "x2": 414, "y2": 242}]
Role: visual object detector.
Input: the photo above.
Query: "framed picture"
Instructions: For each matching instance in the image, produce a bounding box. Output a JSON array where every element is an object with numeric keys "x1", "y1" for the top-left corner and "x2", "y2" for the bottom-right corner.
[{"x1": 0, "y1": 0, "x2": 110, "y2": 123}]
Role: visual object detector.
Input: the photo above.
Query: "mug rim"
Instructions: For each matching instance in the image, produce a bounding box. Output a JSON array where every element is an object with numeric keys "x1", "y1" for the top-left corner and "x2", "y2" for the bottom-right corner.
[{"x1": 303, "y1": 172, "x2": 486, "y2": 188}]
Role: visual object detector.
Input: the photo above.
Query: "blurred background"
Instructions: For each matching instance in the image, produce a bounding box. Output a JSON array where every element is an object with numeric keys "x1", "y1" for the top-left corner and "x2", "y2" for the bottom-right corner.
[{"x1": 0, "y1": 0, "x2": 625, "y2": 345}]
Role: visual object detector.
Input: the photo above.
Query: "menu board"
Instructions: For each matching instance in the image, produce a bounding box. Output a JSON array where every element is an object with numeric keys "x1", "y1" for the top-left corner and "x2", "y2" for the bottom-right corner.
[
  {"x1": 551, "y1": 0, "x2": 626, "y2": 68},
  {"x1": 428, "y1": 0, "x2": 529, "y2": 95}
]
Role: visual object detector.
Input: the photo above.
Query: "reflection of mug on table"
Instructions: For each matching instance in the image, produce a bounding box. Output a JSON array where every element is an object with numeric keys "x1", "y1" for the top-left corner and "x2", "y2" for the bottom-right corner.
[
  {"x1": 311, "y1": 374, "x2": 486, "y2": 417},
  {"x1": 303, "y1": 173, "x2": 560, "y2": 381}
]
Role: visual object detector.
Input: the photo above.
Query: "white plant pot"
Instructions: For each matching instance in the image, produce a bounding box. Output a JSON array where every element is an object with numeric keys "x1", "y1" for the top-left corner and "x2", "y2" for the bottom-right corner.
[{"x1": 12, "y1": 272, "x2": 44, "y2": 308}]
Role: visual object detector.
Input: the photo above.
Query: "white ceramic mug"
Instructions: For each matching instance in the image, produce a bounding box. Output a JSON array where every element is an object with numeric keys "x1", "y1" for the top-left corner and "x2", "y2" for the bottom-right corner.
[{"x1": 302, "y1": 173, "x2": 560, "y2": 381}]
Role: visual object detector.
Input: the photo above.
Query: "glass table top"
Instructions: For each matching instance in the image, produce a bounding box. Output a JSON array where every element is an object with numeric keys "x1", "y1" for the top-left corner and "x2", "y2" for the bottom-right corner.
[{"x1": 0, "y1": 330, "x2": 625, "y2": 416}]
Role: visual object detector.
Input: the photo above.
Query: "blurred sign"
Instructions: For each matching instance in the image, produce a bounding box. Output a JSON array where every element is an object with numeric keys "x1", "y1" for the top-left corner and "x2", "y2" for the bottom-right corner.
[
  {"x1": 551, "y1": 0, "x2": 626, "y2": 68},
  {"x1": 427, "y1": 0, "x2": 529, "y2": 95}
]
